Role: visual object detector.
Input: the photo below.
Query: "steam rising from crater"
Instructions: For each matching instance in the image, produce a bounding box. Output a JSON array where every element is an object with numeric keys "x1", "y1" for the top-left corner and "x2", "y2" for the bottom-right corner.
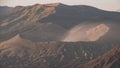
[{"x1": 62, "y1": 24, "x2": 109, "y2": 42}]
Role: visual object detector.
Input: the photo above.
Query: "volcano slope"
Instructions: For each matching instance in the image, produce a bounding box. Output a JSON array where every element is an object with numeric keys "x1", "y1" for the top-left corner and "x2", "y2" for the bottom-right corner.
[
  {"x1": 0, "y1": 3, "x2": 120, "y2": 68},
  {"x1": 0, "y1": 34, "x2": 117, "y2": 68},
  {"x1": 0, "y1": 3, "x2": 120, "y2": 42},
  {"x1": 76, "y1": 45, "x2": 120, "y2": 68}
]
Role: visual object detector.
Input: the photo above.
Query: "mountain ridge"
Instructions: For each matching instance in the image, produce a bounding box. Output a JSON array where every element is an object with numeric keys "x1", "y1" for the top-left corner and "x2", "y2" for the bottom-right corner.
[{"x1": 0, "y1": 3, "x2": 120, "y2": 42}]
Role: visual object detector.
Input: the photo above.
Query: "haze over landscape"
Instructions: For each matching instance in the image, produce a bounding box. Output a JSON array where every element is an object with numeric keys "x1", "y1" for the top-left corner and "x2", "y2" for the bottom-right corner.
[{"x1": 0, "y1": 0, "x2": 120, "y2": 68}]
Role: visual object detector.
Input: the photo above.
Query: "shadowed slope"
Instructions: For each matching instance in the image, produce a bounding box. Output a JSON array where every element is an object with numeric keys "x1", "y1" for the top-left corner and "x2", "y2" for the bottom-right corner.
[{"x1": 0, "y1": 6, "x2": 13, "y2": 18}]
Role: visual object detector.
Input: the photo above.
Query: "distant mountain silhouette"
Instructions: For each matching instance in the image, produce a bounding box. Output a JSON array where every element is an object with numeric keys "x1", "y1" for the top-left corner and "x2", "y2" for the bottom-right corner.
[{"x1": 0, "y1": 6, "x2": 13, "y2": 17}]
